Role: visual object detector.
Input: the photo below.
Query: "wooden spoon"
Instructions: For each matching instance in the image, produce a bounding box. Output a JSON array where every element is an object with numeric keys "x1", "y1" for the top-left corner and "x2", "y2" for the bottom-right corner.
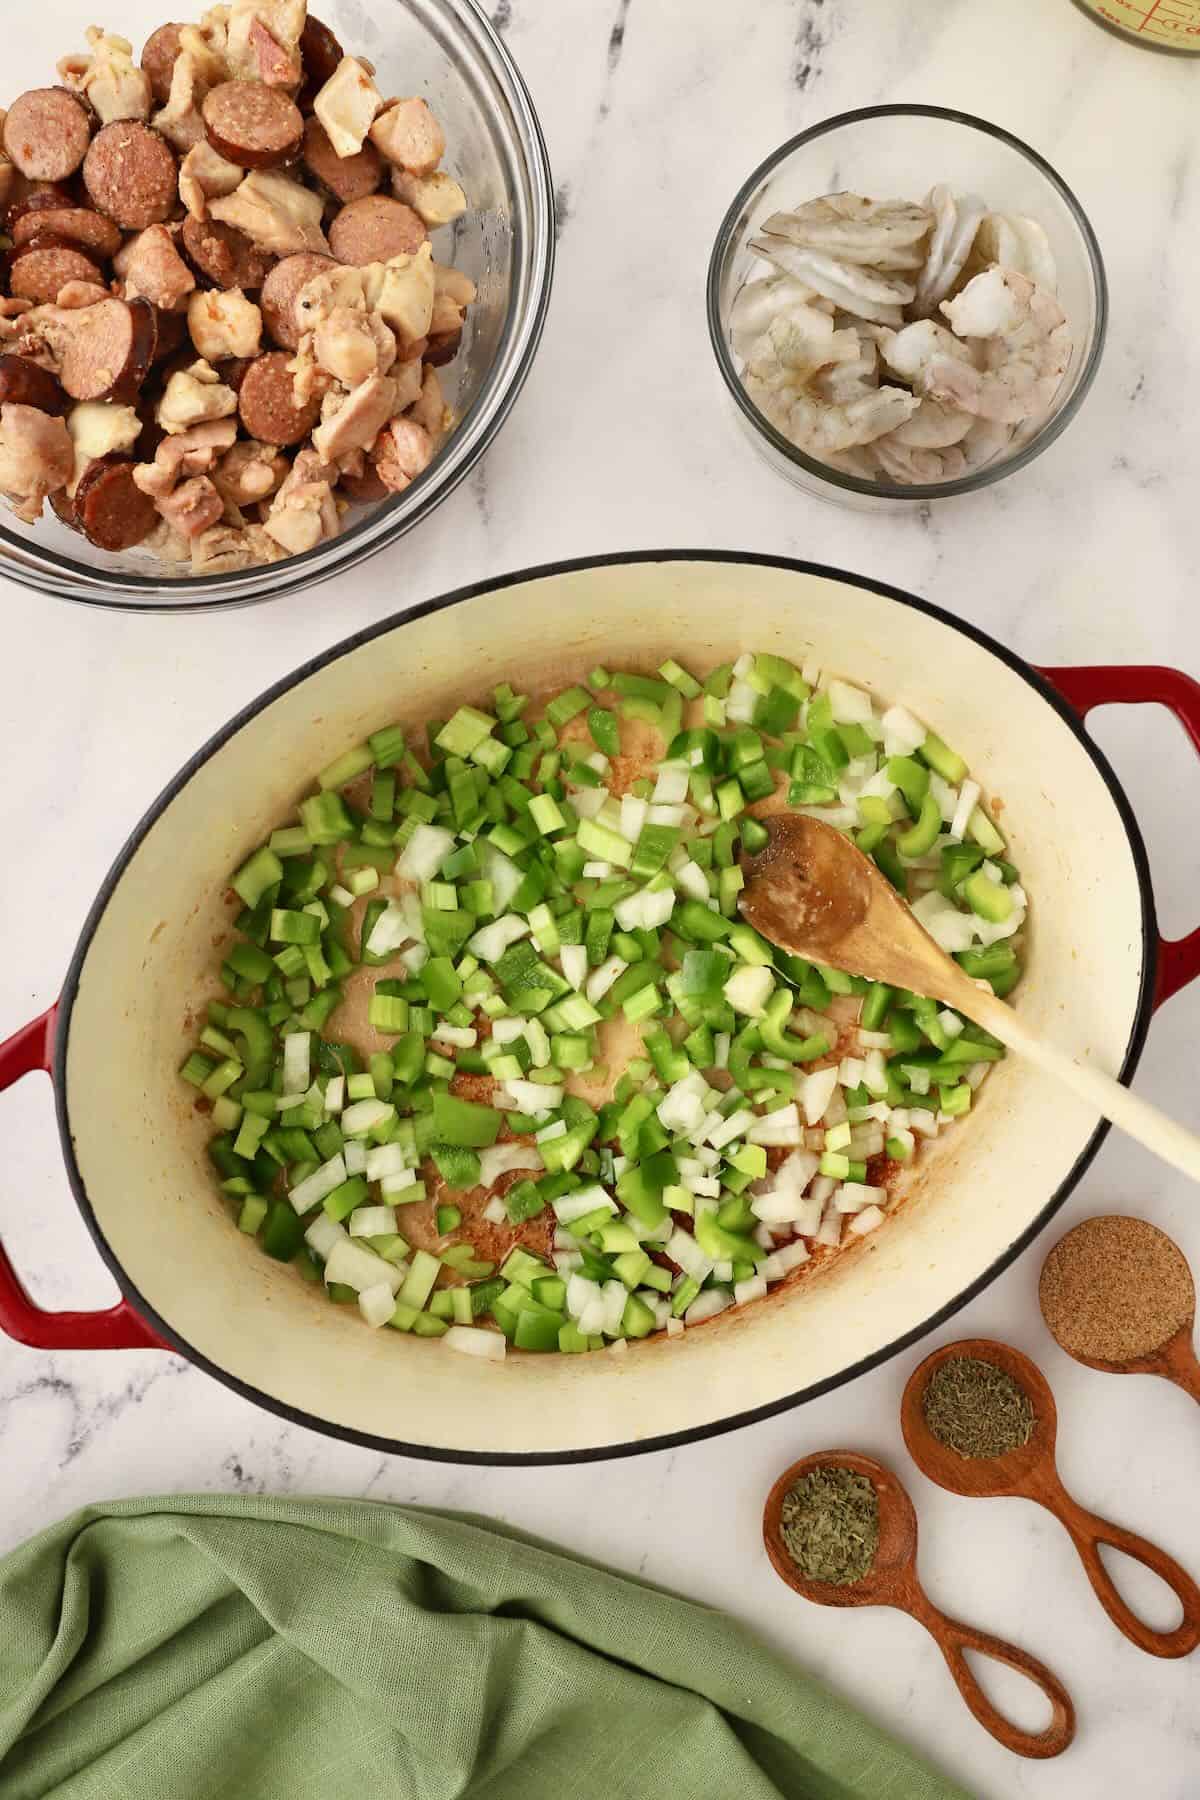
[
  {"x1": 1039, "y1": 1216, "x2": 1200, "y2": 1404},
  {"x1": 901, "y1": 1339, "x2": 1200, "y2": 1658},
  {"x1": 763, "y1": 1449, "x2": 1075, "y2": 1758},
  {"x1": 739, "y1": 813, "x2": 1200, "y2": 1185}
]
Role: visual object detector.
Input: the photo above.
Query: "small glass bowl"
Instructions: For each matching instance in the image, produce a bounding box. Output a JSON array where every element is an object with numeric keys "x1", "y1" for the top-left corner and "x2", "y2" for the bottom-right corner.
[
  {"x1": 0, "y1": 0, "x2": 555, "y2": 609},
  {"x1": 707, "y1": 105, "x2": 1108, "y2": 509}
]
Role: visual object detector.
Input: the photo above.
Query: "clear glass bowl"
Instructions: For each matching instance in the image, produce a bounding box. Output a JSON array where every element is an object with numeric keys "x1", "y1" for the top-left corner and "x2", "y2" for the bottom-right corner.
[
  {"x1": 707, "y1": 106, "x2": 1108, "y2": 509},
  {"x1": 0, "y1": 0, "x2": 554, "y2": 609}
]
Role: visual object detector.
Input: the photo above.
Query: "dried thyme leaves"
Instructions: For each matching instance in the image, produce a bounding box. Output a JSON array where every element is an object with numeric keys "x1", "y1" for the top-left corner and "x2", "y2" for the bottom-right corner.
[{"x1": 922, "y1": 1356, "x2": 1034, "y2": 1459}]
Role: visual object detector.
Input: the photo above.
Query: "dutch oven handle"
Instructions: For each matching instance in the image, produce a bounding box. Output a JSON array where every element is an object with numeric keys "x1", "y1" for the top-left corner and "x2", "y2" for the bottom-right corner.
[
  {"x1": 0, "y1": 1005, "x2": 166, "y2": 1350},
  {"x1": 1038, "y1": 664, "x2": 1200, "y2": 1012}
]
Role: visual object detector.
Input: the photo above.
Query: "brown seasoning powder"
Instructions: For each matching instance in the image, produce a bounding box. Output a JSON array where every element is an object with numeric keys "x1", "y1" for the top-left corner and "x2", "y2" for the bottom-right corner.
[
  {"x1": 1039, "y1": 1216, "x2": 1194, "y2": 1363},
  {"x1": 922, "y1": 1356, "x2": 1034, "y2": 1459}
]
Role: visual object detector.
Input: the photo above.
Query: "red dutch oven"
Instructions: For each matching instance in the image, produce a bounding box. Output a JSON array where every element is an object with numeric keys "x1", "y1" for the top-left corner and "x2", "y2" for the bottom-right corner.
[{"x1": 1, "y1": 553, "x2": 1198, "y2": 1463}]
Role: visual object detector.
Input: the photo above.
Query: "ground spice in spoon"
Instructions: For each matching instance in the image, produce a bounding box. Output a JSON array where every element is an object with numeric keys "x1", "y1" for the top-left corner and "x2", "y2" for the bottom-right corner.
[
  {"x1": 922, "y1": 1356, "x2": 1034, "y2": 1459},
  {"x1": 1039, "y1": 1216, "x2": 1194, "y2": 1364},
  {"x1": 779, "y1": 1466, "x2": 879, "y2": 1586}
]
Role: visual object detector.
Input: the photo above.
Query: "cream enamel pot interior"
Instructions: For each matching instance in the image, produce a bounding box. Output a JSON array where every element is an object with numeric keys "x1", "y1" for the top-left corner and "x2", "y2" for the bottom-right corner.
[{"x1": 3, "y1": 553, "x2": 1199, "y2": 1465}]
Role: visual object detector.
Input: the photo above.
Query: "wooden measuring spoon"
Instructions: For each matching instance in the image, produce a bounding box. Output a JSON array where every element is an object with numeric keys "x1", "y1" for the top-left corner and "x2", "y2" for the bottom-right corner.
[
  {"x1": 902, "y1": 1339, "x2": 1200, "y2": 1658},
  {"x1": 1039, "y1": 1216, "x2": 1200, "y2": 1404},
  {"x1": 739, "y1": 813, "x2": 1200, "y2": 1184},
  {"x1": 763, "y1": 1450, "x2": 1075, "y2": 1758}
]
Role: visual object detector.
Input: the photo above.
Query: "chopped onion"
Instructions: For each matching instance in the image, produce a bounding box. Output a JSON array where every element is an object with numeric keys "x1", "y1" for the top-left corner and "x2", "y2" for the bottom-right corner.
[
  {"x1": 396, "y1": 822, "x2": 456, "y2": 883},
  {"x1": 685, "y1": 1289, "x2": 731, "y2": 1326},
  {"x1": 478, "y1": 841, "x2": 523, "y2": 913},
  {"x1": 775, "y1": 1239, "x2": 811, "y2": 1273},
  {"x1": 445, "y1": 1325, "x2": 506, "y2": 1359},
  {"x1": 619, "y1": 794, "x2": 648, "y2": 842},
  {"x1": 304, "y1": 1214, "x2": 346, "y2": 1259},
  {"x1": 366, "y1": 1143, "x2": 408, "y2": 1181},
  {"x1": 482, "y1": 1196, "x2": 507, "y2": 1225},
  {"x1": 433, "y1": 1025, "x2": 477, "y2": 1049},
  {"x1": 365, "y1": 901, "x2": 411, "y2": 959},
  {"x1": 666, "y1": 1315, "x2": 685, "y2": 1338},
  {"x1": 847, "y1": 1205, "x2": 885, "y2": 1236},
  {"x1": 341, "y1": 1098, "x2": 393, "y2": 1138},
  {"x1": 325, "y1": 1238, "x2": 403, "y2": 1295},
  {"x1": 747, "y1": 1104, "x2": 803, "y2": 1146},
  {"x1": 582, "y1": 860, "x2": 613, "y2": 878},
  {"x1": 469, "y1": 913, "x2": 530, "y2": 963},
  {"x1": 666, "y1": 1227, "x2": 713, "y2": 1281},
  {"x1": 559, "y1": 943, "x2": 588, "y2": 991},
  {"x1": 881, "y1": 705, "x2": 926, "y2": 756},
  {"x1": 282, "y1": 1032, "x2": 310, "y2": 1094},
  {"x1": 836, "y1": 1182, "x2": 884, "y2": 1214},
  {"x1": 586, "y1": 955, "x2": 627, "y2": 1003},
  {"x1": 857, "y1": 1029, "x2": 892, "y2": 1051},
  {"x1": 578, "y1": 1297, "x2": 607, "y2": 1335},
  {"x1": 828, "y1": 678, "x2": 873, "y2": 724},
  {"x1": 289, "y1": 1152, "x2": 347, "y2": 1215},
  {"x1": 503, "y1": 1078, "x2": 564, "y2": 1113},
  {"x1": 349, "y1": 1204, "x2": 398, "y2": 1238},
  {"x1": 477, "y1": 1142, "x2": 543, "y2": 1186},
  {"x1": 800, "y1": 1065, "x2": 838, "y2": 1126},
  {"x1": 343, "y1": 1139, "x2": 367, "y2": 1175},
  {"x1": 723, "y1": 964, "x2": 774, "y2": 1017},
  {"x1": 357, "y1": 1281, "x2": 397, "y2": 1328},
  {"x1": 572, "y1": 786, "x2": 609, "y2": 819},
  {"x1": 950, "y1": 778, "x2": 981, "y2": 843},
  {"x1": 734, "y1": 1274, "x2": 768, "y2": 1306},
  {"x1": 706, "y1": 1107, "x2": 755, "y2": 1149},
  {"x1": 554, "y1": 1187, "x2": 616, "y2": 1224},
  {"x1": 601, "y1": 1279, "x2": 628, "y2": 1336},
  {"x1": 324, "y1": 1075, "x2": 345, "y2": 1115},
  {"x1": 675, "y1": 860, "x2": 711, "y2": 902},
  {"x1": 652, "y1": 765, "x2": 689, "y2": 804}
]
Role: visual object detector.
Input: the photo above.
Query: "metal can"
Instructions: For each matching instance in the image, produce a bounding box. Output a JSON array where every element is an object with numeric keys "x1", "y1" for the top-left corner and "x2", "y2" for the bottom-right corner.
[{"x1": 1071, "y1": 0, "x2": 1200, "y2": 52}]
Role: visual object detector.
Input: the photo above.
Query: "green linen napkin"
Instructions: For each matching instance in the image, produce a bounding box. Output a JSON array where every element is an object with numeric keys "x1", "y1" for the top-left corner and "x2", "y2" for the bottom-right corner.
[{"x1": 0, "y1": 1495, "x2": 966, "y2": 1799}]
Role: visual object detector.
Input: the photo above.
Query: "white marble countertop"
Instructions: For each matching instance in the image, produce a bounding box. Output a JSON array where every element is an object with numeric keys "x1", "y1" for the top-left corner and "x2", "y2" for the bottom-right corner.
[{"x1": 2, "y1": 1, "x2": 1199, "y2": 1794}]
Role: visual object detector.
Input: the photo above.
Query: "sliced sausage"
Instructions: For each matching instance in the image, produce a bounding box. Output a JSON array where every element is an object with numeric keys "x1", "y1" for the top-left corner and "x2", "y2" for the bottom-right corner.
[
  {"x1": 425, "y1": 327, "x2": 463, "y2": 367},
  {"x1": 141, "y1": 24, "x2": 186, "y2": 106},
  {"x1": 73, "y1": 454, "x2": 159, "y2": 550},
  {"x1": 237, "y1": 350, "x2": 322, "y2": 446},
  {"x1": 202, "y1": 82, "x2": 303, "y2": 171},
  {"x1": 298, "y1": 15, "x2": 345, "y2": 110},
  {"x1": 54, "y1": 296, "x2": 157, "y2": 403},
  {"x1": 260, "y1": 251, "x2": 334, "y2": 349},
  {"x1": 3, "y1": 90, "x2": 94, "y2": 183},
  {"x1": 8, "y1": 184, "x2": 75, "y2": 229},
  {"x1": 302, "y1": 116, "x2": 381, "y2": 206},
  {"x1": 150, "y1": 305, "x2": 188, "y2": 365},
  {"x1": 0, "y1": 353, "x2": 68, "y2": 416},
  {"x1": 328, "y1": 195, "x2": 426, "y2": 266},
  {"x1": 50, "y1": 484, "x2": 82, "y2": 530},
  {"x1": 9, "y1": 237, "x2": 103, "y2": 307},
  {"x1": 84, "y1": 122, "x2": 177, "y2": 231},
  {"x1": 181, "y1": 215, "x2": 275, "y2": 291},
  {"x1": 12, "y1": 206, "x2": 123, "y2": 261}
]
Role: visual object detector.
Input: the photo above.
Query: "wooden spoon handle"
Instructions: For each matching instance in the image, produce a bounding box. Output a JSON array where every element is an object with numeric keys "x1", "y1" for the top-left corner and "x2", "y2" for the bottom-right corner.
[
  {"x1": 960, "y1": 985, "x2": 1200, "y2": 1186},
  {"x1": 1052, "y1": 1492, "x2": 1200, "y2": 1658},
  {"x1": 908, "y1": 1589, "x2": 1075, "y2": 1759}
]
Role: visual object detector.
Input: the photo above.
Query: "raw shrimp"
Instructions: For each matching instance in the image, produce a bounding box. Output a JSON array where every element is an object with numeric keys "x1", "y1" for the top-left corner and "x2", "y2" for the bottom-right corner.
[
  {"x1": 729, "y1": 273, "x2": 823, "y2": 360},
  {"x1": 932, "y1": 267, "x2": 1071, "y2": 423},
  {"x1": 823, "y1": 444, "x2": 880, "y2": 480},
  {"x1": 876, "y1": 318, "x2": 976, "y2": 386},
  {"x1": 873, "y1": 435, "x2": 968, "y2": 484},
  {"x1": 745, "y1": 306, "x2": 860, "y2": 386},
  {"x1": 913, "y1": 186, "x2": 986, "y2": 316},
  {"x1": 758, "y1": 194, "x2": 931, "y2": 271},
  {"x1": 812, "y1": 335, "x2": 879, "y2": 406},
  {"x1": 745, "y1": 371, "x2": 918, "y2": 455},
  {"x1": 971, "y1": 214, "x2": 1057, "y2": 291},
  {"x1": 960, "y1": 416, "x2": 1013, "y2": 469},
  {"x1": 888, "y1": 397, "x2": 973, "y2": 449},
  {"x1": 748, "y1": 234, "x2": 910, "y2": 326}
]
